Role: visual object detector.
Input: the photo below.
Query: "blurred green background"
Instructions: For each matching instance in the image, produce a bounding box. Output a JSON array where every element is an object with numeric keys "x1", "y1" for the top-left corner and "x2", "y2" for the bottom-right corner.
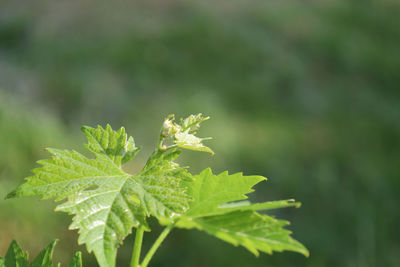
[{"x1": 1, "y1": 0, "x2": 400, "y2": 266}]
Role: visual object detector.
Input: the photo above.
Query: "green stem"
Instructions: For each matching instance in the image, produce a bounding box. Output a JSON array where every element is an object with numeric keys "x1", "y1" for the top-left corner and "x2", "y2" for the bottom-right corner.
[
  {"x1": 140, "y1": 224, "x2": 174, "y2": 267},
  {"x1": 158, "y1": 132, "x2": 164, "y2": 150},
  {"x1": 130, "y1": 225, "x2": 145, "y2": 267}
]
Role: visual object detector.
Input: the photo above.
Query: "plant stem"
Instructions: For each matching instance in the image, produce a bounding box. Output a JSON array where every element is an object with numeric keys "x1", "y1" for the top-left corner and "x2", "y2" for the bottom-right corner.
[
  {"x1": 130, "y1": 225, "x2": 145, "y2": 267},
  {"x1": 140, "y1": 224, "x2": 174, "y2": 267}
]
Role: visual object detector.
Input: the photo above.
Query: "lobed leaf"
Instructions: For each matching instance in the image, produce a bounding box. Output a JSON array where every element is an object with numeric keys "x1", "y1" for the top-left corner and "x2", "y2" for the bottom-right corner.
[
  {"x1": 7, "y1": 125, "x2": 190, "y2": 267},
  {"x1": 177, "y1": 210, "x2": 308, "y2": 256},
  {"x1": 6, "y1": 114, "x2": 308, "y2": 266},
  {"x1": 81, "y1": 124, "x2": 140, "y2": 166},
  {"x1": 180, "y1": 113, "x2": 210, "y2": 132},
  {"x1": 183, "y1": 168, "x2": 266, "y2": 217},
  {"x1": 176, "y1": 168, "x2": 309, "y2": 257}
]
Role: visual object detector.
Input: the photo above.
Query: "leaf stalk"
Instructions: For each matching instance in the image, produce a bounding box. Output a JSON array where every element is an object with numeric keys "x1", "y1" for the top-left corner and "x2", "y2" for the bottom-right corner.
[
  {"x1": 140, "y1": 224, "x2": 174, "y2": 267},
  {"x1": 131, "y1": 225, "x2": 145, "y2": 267}
]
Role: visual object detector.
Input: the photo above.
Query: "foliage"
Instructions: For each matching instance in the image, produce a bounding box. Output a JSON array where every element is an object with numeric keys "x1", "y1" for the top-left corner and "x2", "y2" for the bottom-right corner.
[
  {"x1": 175, "y1": 168, "x2": 307, "y2": 256},
  {"x1": 1, "y1": 1, "x2": 400, "y2": 266},
  {"x1": 6, "y1": 114, "x2": 307, "y2": 267},
  {"x1": 0, "y1": 240, "x2": 82, "y2": 267}
]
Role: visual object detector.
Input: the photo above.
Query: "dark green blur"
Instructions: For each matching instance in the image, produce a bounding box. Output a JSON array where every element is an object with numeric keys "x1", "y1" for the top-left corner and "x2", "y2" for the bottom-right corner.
[{"x1": 1, "y1": 0, "x2": 399, "y2": 266}]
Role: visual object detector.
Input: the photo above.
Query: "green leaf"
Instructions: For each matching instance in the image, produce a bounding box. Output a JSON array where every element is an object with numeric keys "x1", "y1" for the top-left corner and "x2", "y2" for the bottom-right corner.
[
  {"x1": 1, "y1": 240, "x2": 79, "y2": 267},
  {"x1": 67, "y1": 252, "x2": 82, "y2": 267},
  {"x1": 183, "y1": 168, "x2": 266, "y2": 217},
  {"x1": 161, "y1": 113, "x2": 214, "y2": 155},
  {"x1": 174, "y1": 131, "x2": 214, "y2": 155},
  {"x1": 7, "y1": 125, "x2": 190, "y2": 267},
  {"x1": 81, "y1": 124, "x2": 140, "y2": 165},
  {"x1": 217, "y1": 199, "x2": 301, "y2": 214},
  {"x1": 178, "y1": 210, "x2": 309, "y2": 256},
  {"x1": 136, "y1": 150, "x2": 190, "y2": 218},
  {"x1": 4, "y1": 240, "x2": 28, "y2": 267},
  {"x1": 180, "y1": 113, "x2": 210, "y2": 132},
  {"x1": 30, "y1": 240, "x2": 57, "y2": 267},
  {"x1": 176, "y1": 168, "x2": 309, "y2": 257},
  {"x1": 6, "y1": 114, "x2": 308, "y2": 266}
]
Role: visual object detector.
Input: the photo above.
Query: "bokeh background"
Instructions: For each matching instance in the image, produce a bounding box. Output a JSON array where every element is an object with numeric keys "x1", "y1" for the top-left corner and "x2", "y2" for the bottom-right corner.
[{"x1": 1, "y1": 0, "x2": 400, "y2": 266}]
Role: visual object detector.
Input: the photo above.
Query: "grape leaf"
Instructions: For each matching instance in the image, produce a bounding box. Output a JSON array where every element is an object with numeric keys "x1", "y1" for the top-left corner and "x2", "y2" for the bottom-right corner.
[
  {"x1": 6, "y1": 114, "x2": 308, "y2": 266},
  {"x1": 174, "y1": 131, "x2": 213, "y2": 155},
  {"x1": 81, "y1": 125, "x2": 140, "y2": 165},
  {"x1": 176, "y1": 168, "x2": 309, "y2": 257},
  {"x1": 6, "y1": 124, "x2": 190, "y2": 267},
  {"x1": 1, "y1": 240, "x2": 82, "y2": 267},
  {"x1": 161, "y1": 114, "x2": 214, "y2": 155},
  {"x1": 182, "y1": 168, "x2": 266, "y2": 217},
  {"x1": 180, "y1": 113, "x2": 210, "y2": 132}
]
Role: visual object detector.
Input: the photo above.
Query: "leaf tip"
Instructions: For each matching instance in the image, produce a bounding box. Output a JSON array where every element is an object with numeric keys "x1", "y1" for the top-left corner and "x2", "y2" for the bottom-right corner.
[
  {"x1": 202, "y1": 167, "x2": 213, "y2": 176},
  {"x1": 80, "y1": 125, "x2": 91, "y2": 133},
  {"x1": 9, "y1": 239, "x2": 19, "y2": 247},
  {"x1": 298, "y1": 245, "x2": 310, "y2": 258},
  {"x1": 50, "y1": 239, "x2": 59, "y2": 246},
  {"x1": 286, "y1": 199, "x2": 302, "y2": 208},
  {"x1": 5, "y1": 190, "x2": 16, "y2": 199}
]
